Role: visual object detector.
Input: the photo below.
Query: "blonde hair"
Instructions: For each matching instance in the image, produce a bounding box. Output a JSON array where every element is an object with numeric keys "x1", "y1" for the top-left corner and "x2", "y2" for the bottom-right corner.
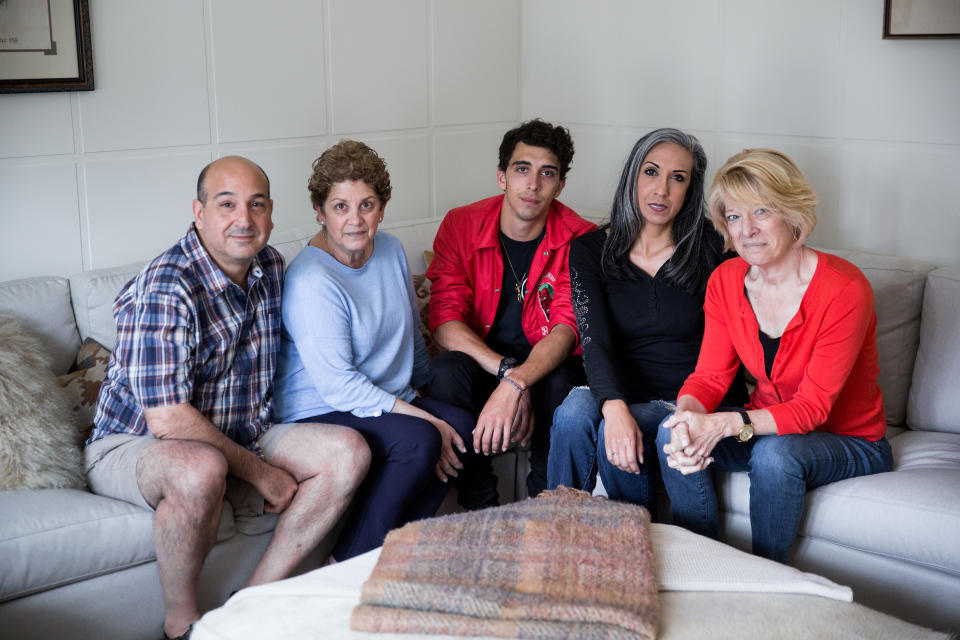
[{"x1": 708, "y1": 149, "x2": 817, "y2": 251}]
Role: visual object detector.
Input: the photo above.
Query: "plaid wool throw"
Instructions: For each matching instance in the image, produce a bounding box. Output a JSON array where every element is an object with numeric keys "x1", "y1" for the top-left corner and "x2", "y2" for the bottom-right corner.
[{"x1": 350, "y1": 487, "x2": 658, "y2": 639}]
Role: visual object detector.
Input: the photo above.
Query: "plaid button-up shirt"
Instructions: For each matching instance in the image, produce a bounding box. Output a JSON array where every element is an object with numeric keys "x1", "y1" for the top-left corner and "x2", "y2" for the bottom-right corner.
[{"x1": 90, "y1": 224, "x2": 284, "y2": 451}]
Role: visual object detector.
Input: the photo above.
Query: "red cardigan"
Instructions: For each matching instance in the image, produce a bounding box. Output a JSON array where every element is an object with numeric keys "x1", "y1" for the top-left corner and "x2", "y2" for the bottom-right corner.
[
  {"x1": 426, "y1": 195, "x2": 595, "y2": 348},
  {"x1": 679, "y1": 251, "x2": 886, "y2": 441}
]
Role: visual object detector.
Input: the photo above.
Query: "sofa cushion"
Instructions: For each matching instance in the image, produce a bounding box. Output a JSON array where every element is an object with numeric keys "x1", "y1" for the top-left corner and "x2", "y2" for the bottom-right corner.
[
  {"x1": 68, "y1": 263, "x2": 144, "y2": 351},
  {"x1": 0, "y1": 276, "x2": 80, "y2": 374},
  {"x1": 830, "y1": 250, "x2": 936, "y2": 427},
  {"x1": 908, "y1": 265, "x2": 960, "y2": 434},
  {"x1": 716, "y1": 430, "x2": 960, "y2": 579},
  {"x1": 0, "y1": 489, "x2": 155, "y2": 602},
  {"x1": 269, "y1": 230, "x2": 309, "y2": 267},
  {"x1": 0, "y1": 487, "x2": 247, "y2": 603}
]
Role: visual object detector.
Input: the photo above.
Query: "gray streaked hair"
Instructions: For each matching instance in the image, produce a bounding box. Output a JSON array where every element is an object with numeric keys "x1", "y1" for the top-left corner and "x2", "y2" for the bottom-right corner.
[{"x1": 602, "y1": 128, "x2": 718, "y2": 294}]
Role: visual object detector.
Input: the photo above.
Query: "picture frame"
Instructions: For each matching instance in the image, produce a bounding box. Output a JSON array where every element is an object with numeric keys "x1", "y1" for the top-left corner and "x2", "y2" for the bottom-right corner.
[
  {"x1": 0, "y1": 0, "x2": 94, "y2": 93},
  {"x1": 883, "y1": 0, "x2": 960, "y2": 39}
]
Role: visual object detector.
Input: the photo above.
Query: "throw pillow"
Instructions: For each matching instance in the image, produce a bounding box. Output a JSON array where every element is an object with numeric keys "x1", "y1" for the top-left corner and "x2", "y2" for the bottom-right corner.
[
  {"x1": 57, "y1": 339, "x2": 111, "y2": 445},
  {"x1": 0, "y1": 314, "x2": 86, "y2": 490},
  {"x1": 412, "y1": 274, "x2": 444, "y2": 359}
]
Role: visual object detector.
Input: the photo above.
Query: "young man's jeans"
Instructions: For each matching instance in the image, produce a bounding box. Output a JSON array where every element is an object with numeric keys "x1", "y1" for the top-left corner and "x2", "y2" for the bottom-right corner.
[
  {"x1": 547, "y1": 387, "x2": 671, "y2": 511},
  {"x1": 655, "y1": 413, "x2": 894, "y2": 563}
]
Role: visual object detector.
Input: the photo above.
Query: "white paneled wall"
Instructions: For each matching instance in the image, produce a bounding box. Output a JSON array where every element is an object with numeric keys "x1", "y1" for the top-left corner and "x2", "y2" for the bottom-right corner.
[
  {"x1": 83, "y1": 153, "x2": 212, "y2": 269},
  {"x1": 0, "y1": 0, "x2": 520, "y2": 281},
  {"x1": 210, "y1": 1, "x2": 328, "y2": 143},
  {"x1": 2, "y1": 0, "x2": 958, "y2": 280},
  {"x1": 522, "y1": 2, "x2": 723, "y2": 133},
  {"x1": 521, "y1": 0, "x2": 960, "y2": 265},
  {"x1": 78, "y1": 3, "x2": 211, "y2": 152},
  {"x1": 0, "y1": 164, "x2": 83, "y2": 276},
  {"x1": 329, "y1": 0, "x2": 430, "y2": 134}
]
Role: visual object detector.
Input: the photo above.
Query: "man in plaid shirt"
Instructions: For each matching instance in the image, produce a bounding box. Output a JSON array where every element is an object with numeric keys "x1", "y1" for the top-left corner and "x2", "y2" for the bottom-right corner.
[{"x1": 85, "y1": 156, "x2": 370, "y2": 640}]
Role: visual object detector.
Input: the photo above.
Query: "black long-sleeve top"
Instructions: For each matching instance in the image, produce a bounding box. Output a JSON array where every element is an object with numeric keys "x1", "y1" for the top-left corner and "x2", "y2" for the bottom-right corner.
[{"x1": 570, "y1": 227, "x2": 737, "y2": 409}]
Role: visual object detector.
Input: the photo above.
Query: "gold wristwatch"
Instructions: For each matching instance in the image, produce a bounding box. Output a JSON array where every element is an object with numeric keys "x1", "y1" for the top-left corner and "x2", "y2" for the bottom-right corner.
[{"x1": 736, "y1": 411, "x2": 755, "y2": 443}]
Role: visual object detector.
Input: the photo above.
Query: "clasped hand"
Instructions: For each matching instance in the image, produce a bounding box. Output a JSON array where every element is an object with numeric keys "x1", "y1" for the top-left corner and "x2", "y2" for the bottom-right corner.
[
  {"x1": 660, "y1": 410, "x2": 725, "y2": 475},
  {"x1": 473, "y1": 380, "x2": 533, "y2": 456}
]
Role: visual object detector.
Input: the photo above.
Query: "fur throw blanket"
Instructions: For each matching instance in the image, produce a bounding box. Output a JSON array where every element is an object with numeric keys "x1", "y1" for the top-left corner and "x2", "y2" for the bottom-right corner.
[
  {"x1": 351, "y1": 487, "x2": 658, "y2": 639},
  {"x1": 0, "y1": 314, "x2": 85, "y2": 490}
]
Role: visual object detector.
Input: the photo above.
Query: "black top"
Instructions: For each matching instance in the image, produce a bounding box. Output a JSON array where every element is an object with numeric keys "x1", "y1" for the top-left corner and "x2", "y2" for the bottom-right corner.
[
  {"x1": 570, "y1": 227, "x2": 746, "y2": 408},
  {"x1": 485, "y1": 230, "x2": 544, "y2": 360},
  {"x1": 758, "y1": 329, "x2": 781, "y2": 379}
]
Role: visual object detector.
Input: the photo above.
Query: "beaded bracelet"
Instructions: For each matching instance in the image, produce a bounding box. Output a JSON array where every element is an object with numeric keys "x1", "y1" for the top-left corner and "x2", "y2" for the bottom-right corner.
[{"x1": 502, "y1": 376, "x2": 525, "y2": 396}]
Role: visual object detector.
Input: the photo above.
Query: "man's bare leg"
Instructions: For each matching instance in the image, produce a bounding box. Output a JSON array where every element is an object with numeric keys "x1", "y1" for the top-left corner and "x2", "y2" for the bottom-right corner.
[
  {"x1": 246, "y1": 424, "x2": 369, "y2": 585},
  {"x1": 138, "y1": 440, "x2": 228, "y2": 639}
]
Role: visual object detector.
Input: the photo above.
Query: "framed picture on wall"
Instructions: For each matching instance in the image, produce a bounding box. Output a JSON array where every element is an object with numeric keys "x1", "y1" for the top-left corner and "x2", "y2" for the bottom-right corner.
[
  {"x1": 0, "y1": 0, "x2": 94, "y2": 93},
  {"x1": 884, "y1": 0, "x2": 960, "y2": 39}
]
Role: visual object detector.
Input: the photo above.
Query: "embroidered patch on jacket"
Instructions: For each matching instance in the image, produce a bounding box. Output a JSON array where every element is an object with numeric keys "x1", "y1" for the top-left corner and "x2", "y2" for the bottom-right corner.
[{"x1": 537, "y1": 279, "x2": 555, "y2": 324}]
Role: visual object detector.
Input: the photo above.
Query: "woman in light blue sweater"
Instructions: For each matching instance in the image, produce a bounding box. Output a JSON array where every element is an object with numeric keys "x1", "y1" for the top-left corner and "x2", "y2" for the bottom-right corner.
[{"x1": 273, "y1": 141, "x2": 475, "y2": 560}]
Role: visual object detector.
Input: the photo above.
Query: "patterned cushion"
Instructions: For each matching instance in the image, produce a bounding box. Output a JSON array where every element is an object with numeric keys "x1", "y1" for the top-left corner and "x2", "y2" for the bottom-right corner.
[
  {"x1": 412, "y1": 273, "x2": 444, "y2": 359},
  {"x1": 56, "y1": 339, "x2": 110, "y2": 445}
]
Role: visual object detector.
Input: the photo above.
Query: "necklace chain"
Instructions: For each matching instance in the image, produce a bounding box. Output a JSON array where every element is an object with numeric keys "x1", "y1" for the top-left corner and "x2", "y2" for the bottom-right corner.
[{"x1": 499, "y1": 232, "x2": 526, "y2": 304}]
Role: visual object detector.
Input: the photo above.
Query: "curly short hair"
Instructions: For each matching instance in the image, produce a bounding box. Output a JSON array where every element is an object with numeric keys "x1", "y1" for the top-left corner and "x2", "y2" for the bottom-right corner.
[
  {"x1": 708, "y1": 148, "x2": 818, "y2": 251},
  {"x1": 498, "y1": 119, "x2": 575, "y2": 180},
  {"x1": 308, "y1": 140, "x2": 392, "y2": 209}
]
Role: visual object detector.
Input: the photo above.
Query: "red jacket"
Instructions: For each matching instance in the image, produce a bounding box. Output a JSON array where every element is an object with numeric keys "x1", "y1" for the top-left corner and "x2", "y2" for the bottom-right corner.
[
  {"x1": 427, "y1": 195, "x2": 595, "y2": 349},
  {"x1": 680, "y1": 251, "x2": 886, "y2": 440}
]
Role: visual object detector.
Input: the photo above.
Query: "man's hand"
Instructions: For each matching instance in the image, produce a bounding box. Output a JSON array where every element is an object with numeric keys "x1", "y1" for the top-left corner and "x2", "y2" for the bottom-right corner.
[
  {"x1": 251, "y1": 461, "x2": 299, "y2": 514},
  {"x1": 474, "y1": 379, "x2": 525, "y2": 455},
  {"x1": 602, "y1": 401, "x2": 644, "y2": 474}
]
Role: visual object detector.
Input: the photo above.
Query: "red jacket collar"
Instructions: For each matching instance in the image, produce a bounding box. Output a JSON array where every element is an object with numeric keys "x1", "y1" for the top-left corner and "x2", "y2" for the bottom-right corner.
[{"x1": 476, "y1": 195, "x2": 581, "y2": 251}]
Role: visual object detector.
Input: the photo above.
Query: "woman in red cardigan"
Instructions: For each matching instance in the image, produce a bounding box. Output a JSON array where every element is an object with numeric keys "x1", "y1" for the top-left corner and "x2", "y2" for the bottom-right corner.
[{"x1": 656, "y1": 148, "x2": 893, "y2": 563}]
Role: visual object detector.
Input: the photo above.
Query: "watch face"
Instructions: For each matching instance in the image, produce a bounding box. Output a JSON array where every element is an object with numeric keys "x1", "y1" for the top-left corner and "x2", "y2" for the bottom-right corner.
[
  {"x1": 498, "y1": 357, "x2": 518, "y2": 378},
  {"x1": 739, "y1": 424, "x2": 755, "y2": 442}
]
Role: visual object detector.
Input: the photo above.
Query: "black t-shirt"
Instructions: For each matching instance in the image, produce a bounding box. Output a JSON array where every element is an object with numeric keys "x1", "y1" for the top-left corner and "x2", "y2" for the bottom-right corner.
[
  {"x1": 570, "y1": 227, "x2": 747, "y2": 407},
  {"x1": 485, "y1": 230, "x2": 544, "y2": 360},
  {"x1": 758, "y1": 329, "x2": 781, "y2": 379}
]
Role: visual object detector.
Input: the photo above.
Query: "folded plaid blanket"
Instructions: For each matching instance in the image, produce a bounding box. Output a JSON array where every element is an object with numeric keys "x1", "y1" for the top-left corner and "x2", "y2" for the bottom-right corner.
[{"x1": 350, "y1": 487, "x2": 658, "y2": 639}]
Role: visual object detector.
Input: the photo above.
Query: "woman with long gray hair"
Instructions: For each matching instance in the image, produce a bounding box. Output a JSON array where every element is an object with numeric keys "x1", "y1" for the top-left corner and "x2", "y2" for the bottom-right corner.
[{"x1": 547, "y1": 128, "x2": 745, "y2": 510}]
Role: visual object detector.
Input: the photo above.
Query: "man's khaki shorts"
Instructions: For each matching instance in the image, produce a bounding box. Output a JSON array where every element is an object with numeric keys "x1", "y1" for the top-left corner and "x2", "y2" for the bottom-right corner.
[{"x1": 84, "y1": 423, "x2": 297, "y2": 513}]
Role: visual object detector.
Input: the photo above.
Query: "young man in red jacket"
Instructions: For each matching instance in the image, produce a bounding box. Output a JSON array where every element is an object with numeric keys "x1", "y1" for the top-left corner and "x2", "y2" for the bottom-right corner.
[{"x1": 426, "y1": 119, "x2": 596, "y2": 508}]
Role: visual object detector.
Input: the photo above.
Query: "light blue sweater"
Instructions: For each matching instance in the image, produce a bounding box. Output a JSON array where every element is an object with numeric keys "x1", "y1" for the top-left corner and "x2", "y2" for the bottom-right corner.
[{"x1": 272, "y1": 232, "x2": 429, "y2": 422}]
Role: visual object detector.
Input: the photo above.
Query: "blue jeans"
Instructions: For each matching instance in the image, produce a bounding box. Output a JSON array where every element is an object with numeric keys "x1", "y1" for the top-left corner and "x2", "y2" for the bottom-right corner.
[
  {"x1": 547, "y1": 387, "x2": 671, "y2": 511},
  {"x1": 597, "y1": 401, "x2": 672, "y2": 512},
  {"x1": 547, "y1": 387, "x2": 600, "y2": 492},
  {"x1": 656, "y1": 415, "x2": 894, "y2": 563}
]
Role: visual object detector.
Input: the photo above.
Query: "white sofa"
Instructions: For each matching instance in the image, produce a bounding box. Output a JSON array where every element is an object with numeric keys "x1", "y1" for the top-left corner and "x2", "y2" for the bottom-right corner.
[
  {"x1": 1, "y1": 220, "x2": 957, "y2": 635},
  {"x1": 711, "y1": 250, "x2": 960, "y2": 632},
  {"x1": 0, "y1": 221, "x2": 524, "y2": 640}
]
